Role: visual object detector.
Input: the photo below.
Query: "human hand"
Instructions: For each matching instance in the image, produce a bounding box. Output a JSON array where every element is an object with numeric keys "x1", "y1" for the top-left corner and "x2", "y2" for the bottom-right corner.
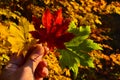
[{"x1": 0, "y1": 44, "x2": 49, "y2": 80}]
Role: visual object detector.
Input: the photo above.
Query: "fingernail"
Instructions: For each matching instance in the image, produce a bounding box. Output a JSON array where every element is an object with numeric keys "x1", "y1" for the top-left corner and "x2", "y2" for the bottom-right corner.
[
  {"x1": 30, "y1": 44, "x2": 44, "y2": 62},
  {"x1": 34, "y1": 44, "x2": 44, "y2": 55}
]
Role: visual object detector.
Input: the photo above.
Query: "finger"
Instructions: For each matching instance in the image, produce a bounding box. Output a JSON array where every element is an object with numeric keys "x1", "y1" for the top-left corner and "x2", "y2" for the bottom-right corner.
[
  {"x1": 44, "y1": 45, "x2": 49, "y2": 56},
  {"x1": 35, "y1": 61, "x2": 49, "y2": 80},
  {"x1": 35, "y1": 68, "x2": 48, "y2": 80},
  {"x1": 23, "y1": 44, "x2": 46, "y2": 72},
  {"x1": 35, "y1": 67, "x2": 48, "y2": 80},
  {"x1": 36, "y1": 78, "x2": 43, "y2": 80},
  {"x1": 5, "y1": 54, "x2": 24, "y2": 72},
  {"x1": 39, "y1": 67, "x2": 48, "y2": 77},
  {"x1": 9, "y1": 54, "x2": 24, "y2": 66}
]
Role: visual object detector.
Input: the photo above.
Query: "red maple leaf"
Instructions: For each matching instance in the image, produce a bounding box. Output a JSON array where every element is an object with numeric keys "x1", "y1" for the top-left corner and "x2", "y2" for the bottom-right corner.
[
  {"x1": 32, "y1": 15, "x2": 41, "y2": 30},
  {"x1": 30, "y1": 8, "x2": 74, "y2": 51}
]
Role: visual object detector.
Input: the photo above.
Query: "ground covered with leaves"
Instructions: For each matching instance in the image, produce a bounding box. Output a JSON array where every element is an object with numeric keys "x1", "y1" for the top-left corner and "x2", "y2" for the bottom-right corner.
[{"x1": 0, "y1": 0, "x2": 120, "y2": 80}]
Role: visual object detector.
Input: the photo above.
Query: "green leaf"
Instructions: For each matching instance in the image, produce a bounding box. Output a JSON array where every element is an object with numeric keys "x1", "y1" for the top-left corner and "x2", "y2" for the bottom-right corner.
[
  {"x1": 70, "y1": 61, "x2": 79, "y2": 79},
  {"x1": 59, "y1": 23, "x2": 102, "y2": 79},
  {"x1": 68, "y1": 21, "x2": 91, "y2": 37},
  {"x1": 68, "y1": 21, "x2": 79, "y2": 35},
  {"x1": 79, "y1": 26, "x2": 91, "y2": 40},
  {"x1": 78, "y1": 39, "x2": 103, "y2": 52},
  {"x1": 59, "y1": 48, "x2": 94, "y2": 79},
  {"x1": 65, "y1": 36, "x2": 83, "y2": 46},
  {"x1": 66, "y1": 22, "x2": 91, "y2": 47},
  {"x1": 59, "y1": 49, "x2": 79, "y2": 78},
  {"x1": 66, "y1": 47, "x2": 94, "y2": 68}
]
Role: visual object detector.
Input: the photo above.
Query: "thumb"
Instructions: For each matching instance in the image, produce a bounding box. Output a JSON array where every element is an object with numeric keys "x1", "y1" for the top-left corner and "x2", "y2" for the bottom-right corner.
[{"x1": 24, "y1": 44, "x2": 45, "y2": 72}]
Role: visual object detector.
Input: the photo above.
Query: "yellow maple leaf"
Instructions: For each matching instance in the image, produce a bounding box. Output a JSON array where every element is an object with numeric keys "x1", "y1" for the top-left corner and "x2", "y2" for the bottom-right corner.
[{"x1": 8, "y1": 17, "x2": 35, "y2": 55}]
